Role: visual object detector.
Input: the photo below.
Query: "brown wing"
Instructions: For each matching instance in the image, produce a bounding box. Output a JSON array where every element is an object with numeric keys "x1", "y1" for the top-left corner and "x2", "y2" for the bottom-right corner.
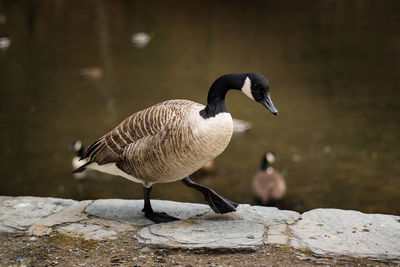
[{"x1": 83, "y1": 100, "x2": 197, "y2": 165}]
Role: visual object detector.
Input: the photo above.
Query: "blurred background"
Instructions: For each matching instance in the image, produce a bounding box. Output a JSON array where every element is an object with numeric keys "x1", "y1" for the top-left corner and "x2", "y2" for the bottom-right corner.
[{"x1": 0, "y1": 0, "x2": 399, "y2": 215}]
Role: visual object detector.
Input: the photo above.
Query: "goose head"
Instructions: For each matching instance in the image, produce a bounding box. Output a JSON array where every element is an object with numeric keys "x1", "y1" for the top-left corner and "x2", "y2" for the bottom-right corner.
[
  {"x1": 261, "y1": 151, "x2": 277, "y2": 170},
  {"x1": 265, "y1": 151, "x2": 277, "y2": 164},
  {"x1": 68, "y1": 140, "x2": 84, "y2": 158},
  {"x1": 201, "y1": 72, "x2": 278, "y2": 118},
  {"x1": 241, "y1": 73, "x2": 278, "y2": 116}
]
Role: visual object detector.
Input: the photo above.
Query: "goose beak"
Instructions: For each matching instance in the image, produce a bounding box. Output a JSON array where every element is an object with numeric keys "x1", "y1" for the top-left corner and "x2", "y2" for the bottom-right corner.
[{"x1": 261, "y1": 94, "x2": 278, "y2": 116}]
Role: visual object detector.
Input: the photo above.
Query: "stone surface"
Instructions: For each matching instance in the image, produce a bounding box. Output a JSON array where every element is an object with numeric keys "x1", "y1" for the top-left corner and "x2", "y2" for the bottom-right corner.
[
  {"x1": 1, "y1": 196, "x2": 400, "y2": 263},
  {"x1": 136, "y1": 219, "x2": 265, "y2": 250},
  {"x1": 85, "y1": 199, "x2": 211, "y2": 226},
  {"x1": 58, "y1": 223, "x2": 117, "y2": 240},
  {"x1": 134, "y1": 204, "x2": 299, "y2": 250},
  {"x1": 28, "y1": 200, "x2": 92, "y2": 236},
  {"x1": 290, "y1": 208, "x2": 400, "y2": 262},
  {"x1": 267, "y1": 224, "x2": 290, "y2": 245},
  {"x1": 236, "y1": 204, "x2": 300, "y2": 226},
  {"x1": 83, "y1": 217, "x2": 138, "y2": 233},
  {"x1": 0, "y1": 196, "x2": 77, "y2": 233}
]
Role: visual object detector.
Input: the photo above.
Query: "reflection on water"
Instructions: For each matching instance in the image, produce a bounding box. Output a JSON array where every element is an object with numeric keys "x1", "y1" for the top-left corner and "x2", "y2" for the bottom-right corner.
[{"x1": 0, "y1": 0, "x2": 399, "y2": 215}]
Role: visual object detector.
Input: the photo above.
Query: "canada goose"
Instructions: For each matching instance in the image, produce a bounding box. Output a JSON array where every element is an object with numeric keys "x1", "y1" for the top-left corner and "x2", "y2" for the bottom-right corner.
[
  {"x1": 252, "y1": 152, "x2": 286, "y2": 205},
  {"x1": 74, "y1": 73, "x2": 278, "y2": 223},
  {"x1": 69, "y1": 140, "x2": 86, "y2": 179}
]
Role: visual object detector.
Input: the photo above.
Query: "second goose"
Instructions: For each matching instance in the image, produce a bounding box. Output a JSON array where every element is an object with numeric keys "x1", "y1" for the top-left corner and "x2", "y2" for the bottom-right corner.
[
  {"x1": 74, "y1": 73, "x2": 278, "y2": 223},
  {"x1": 252, "y1": 152, "x2": 286, "y2": 206}
]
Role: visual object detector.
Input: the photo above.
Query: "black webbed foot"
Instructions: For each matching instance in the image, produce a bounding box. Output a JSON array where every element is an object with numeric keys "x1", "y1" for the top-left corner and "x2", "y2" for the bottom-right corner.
[
  {"x1": 182, "y1": 176, "x2": 238, "y2": 214},
  {"x1": 144, "y1": 211, "x2": 179, "y2": 224},
  {"x1": 203, "y1": 188, "x2": 239, "y2": 214},
  {"x1": 142, "y1": 186, "x2": 180, "y2": 224}
]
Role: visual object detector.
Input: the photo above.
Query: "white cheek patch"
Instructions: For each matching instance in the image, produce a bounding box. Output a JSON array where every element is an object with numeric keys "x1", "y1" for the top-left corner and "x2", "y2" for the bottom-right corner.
[
  {"x1": 74, "y1": 140, "x2": 82, "y2": 151},
  {"x1": 241, "y1": 77, "x2": 254, "y2": 100},
  {"x1": 266, "y1": 152, "x2": 276, "y2": 163}
]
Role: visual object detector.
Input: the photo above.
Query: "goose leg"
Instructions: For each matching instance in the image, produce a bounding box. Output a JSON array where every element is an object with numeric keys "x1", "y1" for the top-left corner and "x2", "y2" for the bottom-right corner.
[
  {"x1": 182, "y1": 176, "x2": 238, "y2": 214},
  {"x1": 142, "y1": 186, "x2": 179, "y2": 223}
]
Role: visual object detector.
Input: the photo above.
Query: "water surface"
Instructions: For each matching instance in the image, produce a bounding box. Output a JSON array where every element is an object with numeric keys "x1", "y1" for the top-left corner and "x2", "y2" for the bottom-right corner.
[{"x1": 0, "y1": 0, "x2": 399, "y2": 215}]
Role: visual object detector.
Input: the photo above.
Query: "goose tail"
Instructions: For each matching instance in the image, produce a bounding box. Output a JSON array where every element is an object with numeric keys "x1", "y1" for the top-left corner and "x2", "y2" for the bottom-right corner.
[{"x1": 73, "y1": 161, "x2": 91, "y2": 173}]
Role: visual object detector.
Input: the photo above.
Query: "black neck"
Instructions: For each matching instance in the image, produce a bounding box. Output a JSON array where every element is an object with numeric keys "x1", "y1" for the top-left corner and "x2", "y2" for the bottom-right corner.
[
  {"x1": 200, "y1": 74, "x2": 247, "y2": 118},
  {"x1": 261, "y1": 156, "x2": 269, "y2": 170},
  {"x1": 77, "y1": 146, "x2": 84, "y2": 158}
]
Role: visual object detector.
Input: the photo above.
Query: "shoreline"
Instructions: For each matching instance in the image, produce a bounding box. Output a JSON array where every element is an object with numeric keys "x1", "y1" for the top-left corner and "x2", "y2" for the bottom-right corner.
[{"x1": 1, "y1": 196, "x2": 399, "y2": 266}]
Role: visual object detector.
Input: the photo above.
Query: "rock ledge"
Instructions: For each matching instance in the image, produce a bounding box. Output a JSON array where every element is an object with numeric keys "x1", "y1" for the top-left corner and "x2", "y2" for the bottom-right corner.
[{"x1": 0, "y1": 196, "x2": 399, "y2": 263}]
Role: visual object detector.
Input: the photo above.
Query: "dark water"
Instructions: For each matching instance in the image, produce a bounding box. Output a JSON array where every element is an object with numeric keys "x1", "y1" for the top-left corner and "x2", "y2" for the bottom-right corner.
[{"x1": 1, "y1": 0, "x2": 399, "y2": 215}]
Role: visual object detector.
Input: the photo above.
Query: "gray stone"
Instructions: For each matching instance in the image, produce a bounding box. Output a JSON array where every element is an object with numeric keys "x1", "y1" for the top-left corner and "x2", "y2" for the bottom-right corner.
[
  {"x1": 290, "y1": 208, "x2": 400, "y2": 262},
  {"x1": 266, "y1": 224, "x2": 289, "y2": 245},
  {"x1": 58, "y1": 223, "x2": 117, "y2": 240},
  {"x1": 85, "y1": 199, "x2": 210, "y2": 226},
  {"x1": 234, "y1": 205, "x2": 299, "y2": 246},
  {"x1": 136, "y1": 219, "x2": 264, "y2": 250},
  {"x1": 236, "y1": 204, "x2": 300, "y2": 225},
  {"x1": 2, "y1": 196, "x2": 400, "y2": 263},
  {"x1": 134, "y1": 204, "x2": 298, "y2": 250},
  {"x1": 83, "y1": 217, "x2": 137, "y2": 232},
  {"x1": 0, "y1": 197, "x2": 77, "y2": 233},
  {"x1": 28, "y1": 200, "x2": 92, "y2": 236}
]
